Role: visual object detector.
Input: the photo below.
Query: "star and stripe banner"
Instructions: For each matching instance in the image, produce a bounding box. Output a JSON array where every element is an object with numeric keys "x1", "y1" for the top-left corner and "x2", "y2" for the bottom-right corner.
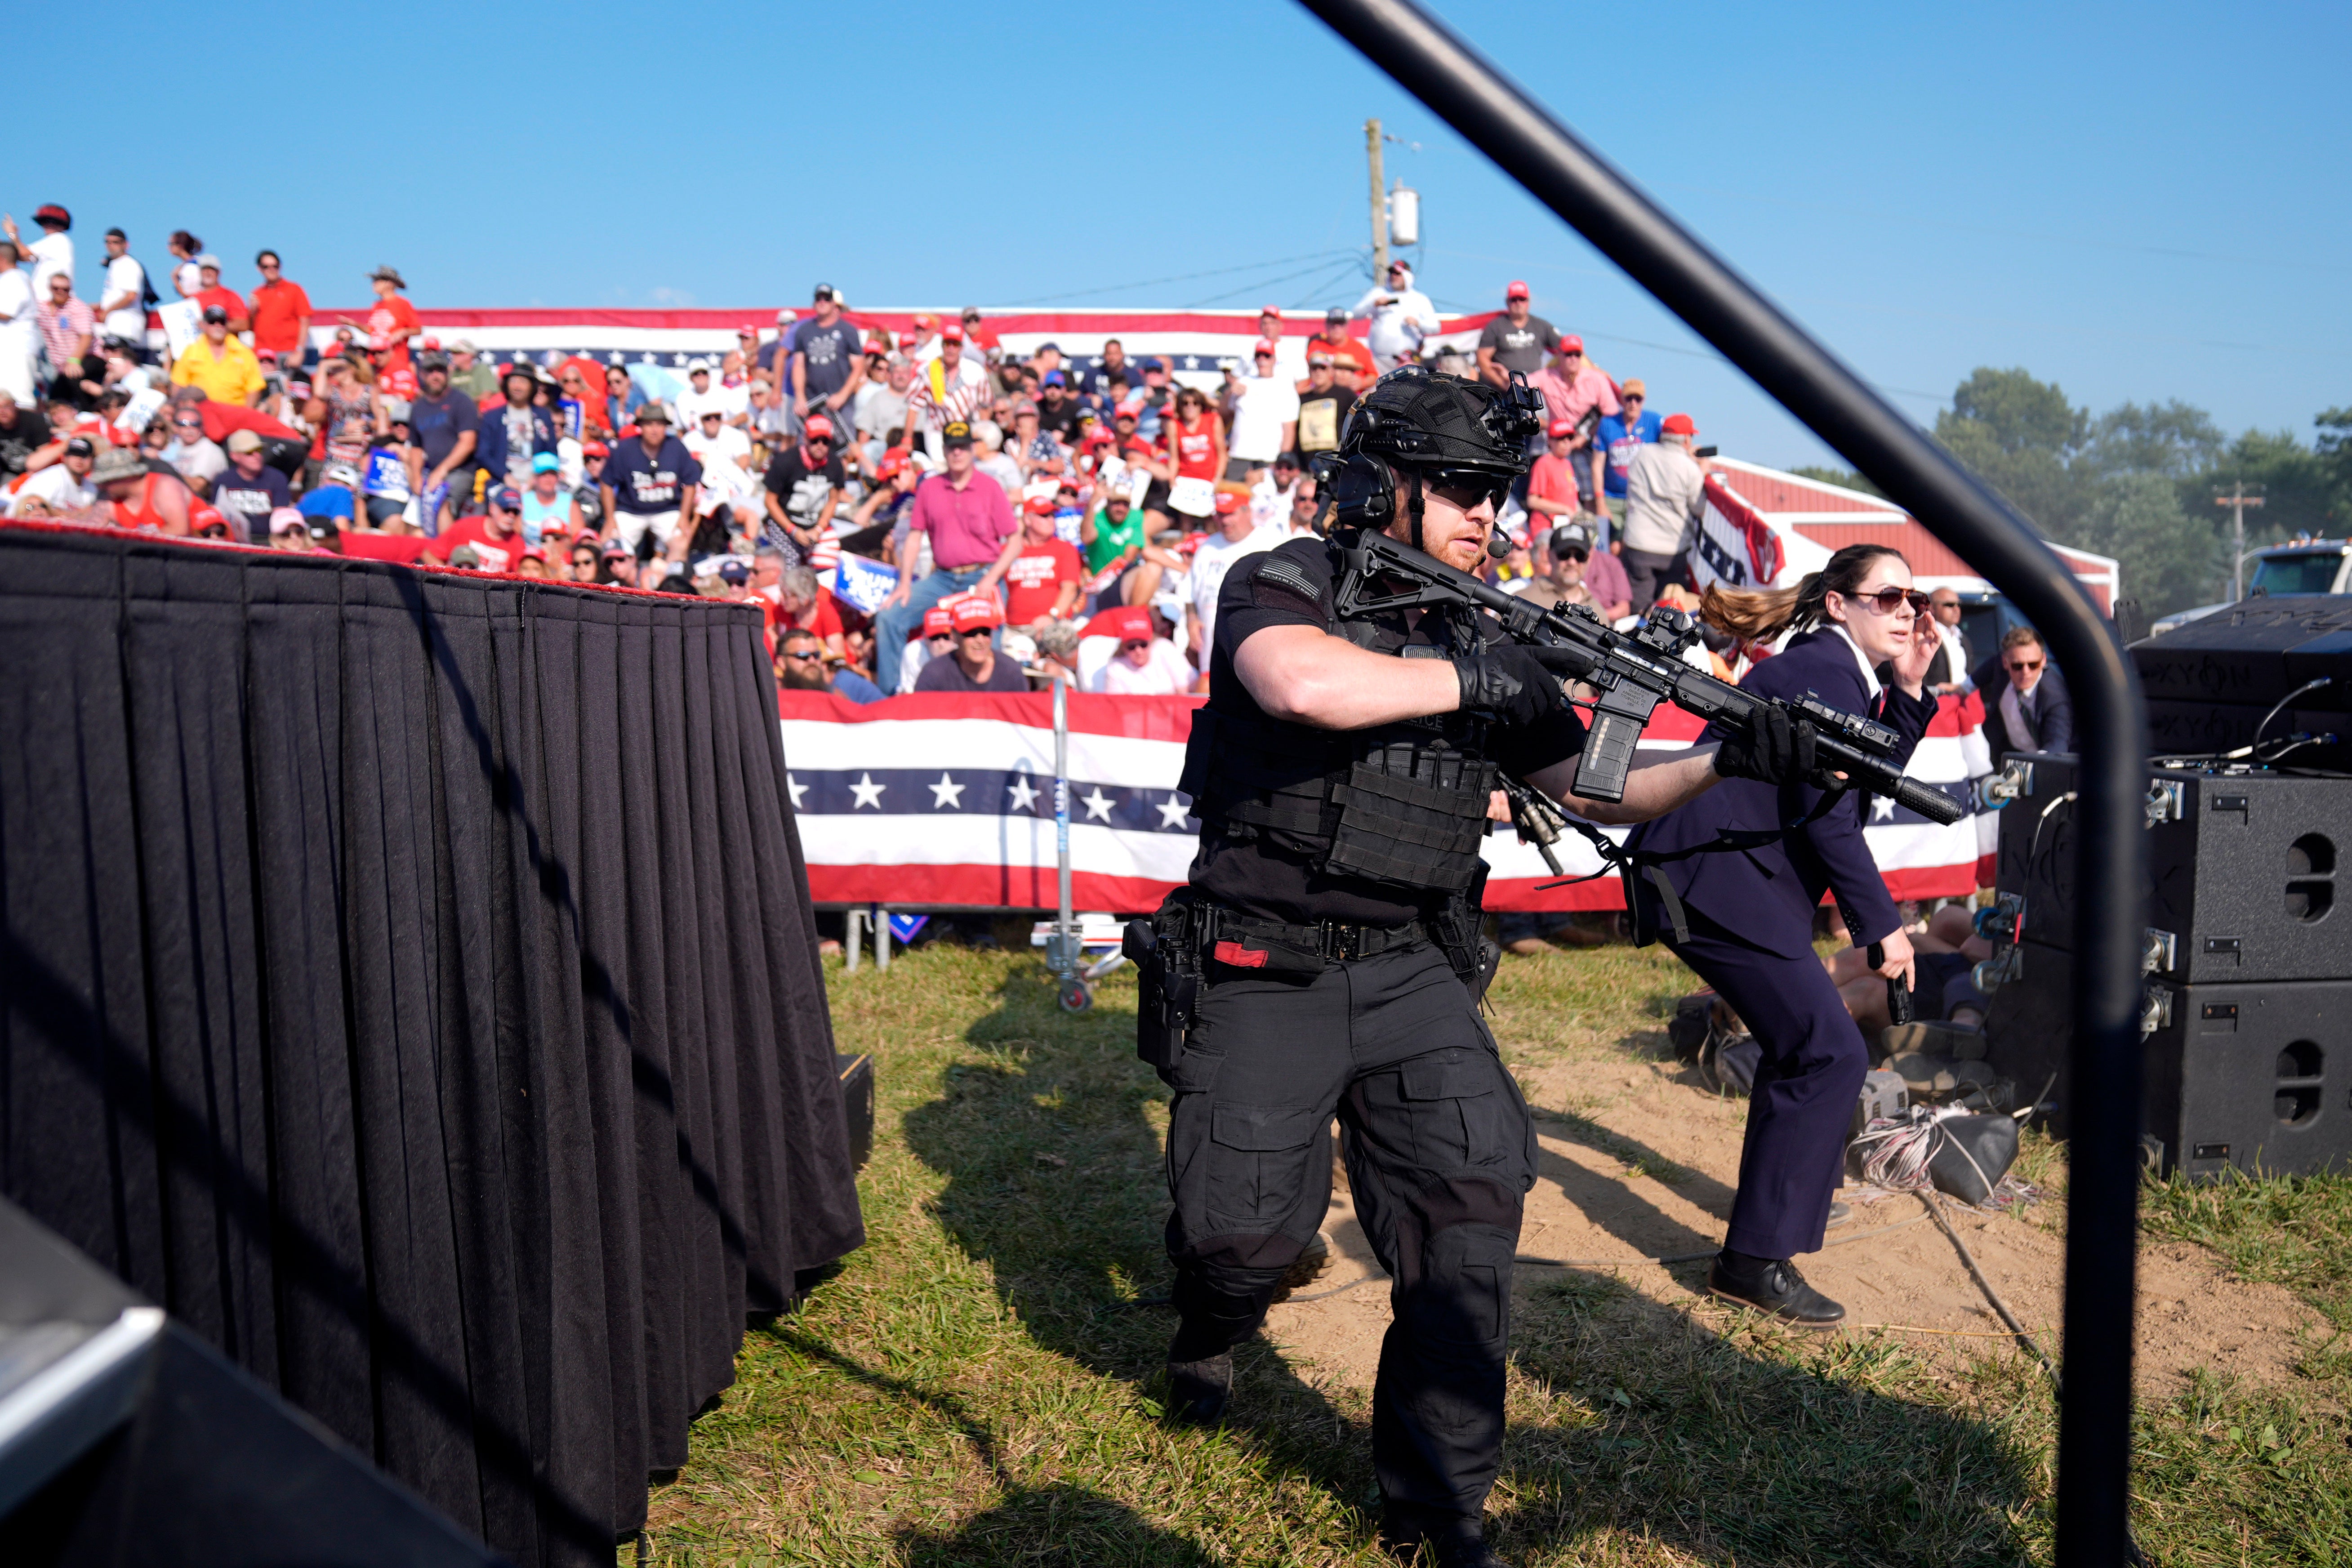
[{"x1": 780, "y1": 686, "x2": 1998, "y2": 913}]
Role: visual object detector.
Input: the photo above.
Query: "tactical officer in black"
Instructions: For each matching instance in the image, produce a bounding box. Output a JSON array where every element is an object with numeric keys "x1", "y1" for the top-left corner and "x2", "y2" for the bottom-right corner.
[{"x1": 1134, "y1": 366, "x2": 1811, "y2": 1567}]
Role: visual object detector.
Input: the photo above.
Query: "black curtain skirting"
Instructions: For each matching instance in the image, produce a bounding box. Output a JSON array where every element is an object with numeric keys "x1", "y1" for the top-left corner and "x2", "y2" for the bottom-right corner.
[{"x1": 0, "y1": 526, "x2": 865, "y2": 1565}]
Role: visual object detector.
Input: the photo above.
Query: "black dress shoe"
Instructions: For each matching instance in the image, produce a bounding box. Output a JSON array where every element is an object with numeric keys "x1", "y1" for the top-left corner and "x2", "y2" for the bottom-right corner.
[
  {"x1": 1382, "y1": 1508, "x2": 1508, "y2": 1567},
  {"x1": 1165, "y1": 1353, "x2": 1232, "y2": 1425},
  {"x1": 1706, "y1": 1254, "x2": 1846, "y2": 1327}
]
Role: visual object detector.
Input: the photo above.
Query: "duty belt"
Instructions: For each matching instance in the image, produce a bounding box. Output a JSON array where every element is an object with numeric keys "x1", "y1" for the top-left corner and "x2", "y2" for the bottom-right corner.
[{"x1": 1207, "y1": 904, "x2": 1433, "y2": 969}]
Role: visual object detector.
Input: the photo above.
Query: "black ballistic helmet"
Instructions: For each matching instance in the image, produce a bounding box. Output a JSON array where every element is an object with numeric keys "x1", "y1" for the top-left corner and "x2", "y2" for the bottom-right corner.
[
  {"x1": 1338, "y1": 364, "x2": 1546, "y2": 475},
  {"x1": 1322, "y1": 365, "x2": 1547, "y2": 546}
]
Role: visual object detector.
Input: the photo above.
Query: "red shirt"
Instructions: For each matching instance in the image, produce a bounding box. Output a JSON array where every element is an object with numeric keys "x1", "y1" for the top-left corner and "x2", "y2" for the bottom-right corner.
[
  {"x1": 339, "y1": 530, "x2": 431, "y2": 565},
  {"x1": 781, "y1": 590, "x2": 844, "y2": 640},
  {"x1": 366, "y1": 294, "x2": 423, "y2": 371},
  {"x1": 196, "y1": 402, "x2": 302, "y2": 446},
  {"x1": 1305, "y1": 333, "x2": 1376, "y2": 388},
  {"x1": 1528, "y1": 453, "x2": 1581, "y2": 512},
  {"x1": 246, "y1": 279, "x2": 313, "y2": 356},
  {"x1": 195, "y1": 285, "x2": 247, "y2": 328},
  {"x1": 1170, "y1": 415, "x2": 1219, "y2": 480},
  {"x1": 424, "y1": 516, "x2": 525, "y2": 572},
  {"x1": 1003, "y1": 537, "x2": 1082, "y2": 624}
]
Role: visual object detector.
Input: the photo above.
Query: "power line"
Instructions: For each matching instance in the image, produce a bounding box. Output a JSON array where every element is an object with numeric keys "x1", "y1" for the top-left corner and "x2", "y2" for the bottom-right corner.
[
  {"x1": 1422, "y1": 293, "x2": 1947, "y2": 407},
  {"x1": 998, "y1": 250, "x2": 1358, "y2": 308},
  {"x1": 1185, "y1": 255, "x2": 1374, "y2": 310}
]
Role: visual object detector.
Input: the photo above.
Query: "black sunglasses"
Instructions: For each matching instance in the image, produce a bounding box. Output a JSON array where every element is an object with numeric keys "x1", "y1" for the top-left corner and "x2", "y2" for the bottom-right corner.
[
  {"x1": 1845, "y1": 585, "x2": 1930, "y2": 615},
  {"x1": 1425, "y1": 468, "x2": 1511, "y2": 509}
]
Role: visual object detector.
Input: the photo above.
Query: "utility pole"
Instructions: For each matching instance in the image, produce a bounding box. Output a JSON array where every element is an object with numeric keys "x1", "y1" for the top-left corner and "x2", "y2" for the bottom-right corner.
[
  {"x1": 1366, "y1": 117, "x2": 1388, "y2": 276},
  {"x1": 2216, "y1": 481, "x2": 2266, "y2": 598}
]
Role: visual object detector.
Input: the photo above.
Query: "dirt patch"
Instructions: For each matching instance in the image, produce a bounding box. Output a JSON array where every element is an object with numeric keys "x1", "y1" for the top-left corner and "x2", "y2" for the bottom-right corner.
[{"x1": 1266, "y1": 1053, "x2": 2326, "y2": 1394}]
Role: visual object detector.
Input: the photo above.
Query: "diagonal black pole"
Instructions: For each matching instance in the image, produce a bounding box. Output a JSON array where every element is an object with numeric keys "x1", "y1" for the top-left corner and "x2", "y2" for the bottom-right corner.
[{"x1": 1298, "y1": 0, "x2": 2147, "y2": 1559}]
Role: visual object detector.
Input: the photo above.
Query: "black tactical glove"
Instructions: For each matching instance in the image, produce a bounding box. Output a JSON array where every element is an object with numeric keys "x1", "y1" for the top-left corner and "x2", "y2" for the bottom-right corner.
[
  {"x1": 1454, "y1": 644, "x2": 1586, "y2": 728},
  {"x1": 1713, "y1": 705, "x2": 1820, "y2": 785}
]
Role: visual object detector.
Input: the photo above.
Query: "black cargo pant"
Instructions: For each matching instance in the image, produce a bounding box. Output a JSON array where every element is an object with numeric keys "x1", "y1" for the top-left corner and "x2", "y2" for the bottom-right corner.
[{"x1": 1160, "y1": 939, "x2": 1536, "y2": 1520}]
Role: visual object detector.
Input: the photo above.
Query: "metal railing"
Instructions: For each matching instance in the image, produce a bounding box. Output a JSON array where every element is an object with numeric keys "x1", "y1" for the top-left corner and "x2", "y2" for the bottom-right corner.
[{"x1": 1296, "y1": 2, "x2": 2148, "y2": 1559}]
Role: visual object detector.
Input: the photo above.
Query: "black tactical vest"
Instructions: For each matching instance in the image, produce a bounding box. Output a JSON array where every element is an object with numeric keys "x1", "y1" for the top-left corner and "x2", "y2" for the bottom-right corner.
[{"x1": 1176, "y1": 570, "x2": 1501, "y2": 895}]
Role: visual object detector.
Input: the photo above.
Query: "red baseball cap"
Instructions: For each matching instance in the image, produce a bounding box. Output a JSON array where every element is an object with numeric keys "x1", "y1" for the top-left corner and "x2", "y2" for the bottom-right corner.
[
  {"x1": 1025, "y1": 495, "x2": 1056, "y2": 515},
  {"x1": 583, "y1": 440, "x2": 609, "y2": 457},
  {"x1": 1506, "y1": 280, "x2": 1529, "y2": 299},
  {"x1": 877, "y1": 449, "x2": 910, "y2": 480},
  {"x1": 1253, "y1": 339, "x2": 1279, "y2": 358},
  {"x1": 1213, "y1": 490, "x2": 1243, "y2": 515},
  {"x1": 738, "y1": 322, "x2": 758, "y2": 335},
  {"x1": 802, "y1": 414, "x2": 835, "y2": 440},
  {"x1": 896, "y1": 331, "x2": 918, "y2": 350},
  {"x1": 1661, "y1": 413, "x2": 1697, "y2": 436},
  {"x1": 1560, "y1": 334, "x2": 1586, "y2": 355},
  {"x1": 1547, "y1": 418, "x2": 1576, "y2": 438},
  {"x1": 922, "y1": 605, "x2": 955, "y2": 637},
  {"x1": 1259, "y1": 305, "x2": 1282, "y2": 318},
  {"x1": 939, "y1": 323, "x2": 965, "y2": 343},
  {"x1": 950, "y1": 595, "x2": 1002, "y2": 633},
  {"x1": 420, "y1": 335, "x2": 441, "y2": 350}
]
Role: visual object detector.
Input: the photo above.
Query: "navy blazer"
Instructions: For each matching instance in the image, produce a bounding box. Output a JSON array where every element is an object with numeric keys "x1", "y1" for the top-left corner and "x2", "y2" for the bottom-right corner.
[
  {"x1": 1971, "y1": 656, "x2": 2072, "y2": 766},
  {"x1": 1626, "y1": 627, "x2": 1935, "y2": 960},
  {"x1": 472, "y1": 403, "x2": 560, "y2": 488}
]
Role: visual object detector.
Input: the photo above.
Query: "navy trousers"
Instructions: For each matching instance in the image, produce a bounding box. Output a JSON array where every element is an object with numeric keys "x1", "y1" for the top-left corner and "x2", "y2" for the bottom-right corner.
[{"x1": 1665, "y1": 909, "x2": 1870, "y2": 1260}]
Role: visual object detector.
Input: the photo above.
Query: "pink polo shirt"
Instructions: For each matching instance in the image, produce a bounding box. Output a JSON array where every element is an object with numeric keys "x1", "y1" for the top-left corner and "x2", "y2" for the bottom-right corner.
[{"x1": 909, "y1": 469, "x2": 1017, "y2": 569}]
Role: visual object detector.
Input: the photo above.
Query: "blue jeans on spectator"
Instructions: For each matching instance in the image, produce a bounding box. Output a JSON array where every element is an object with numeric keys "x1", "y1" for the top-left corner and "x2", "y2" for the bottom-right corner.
[{"x1": 874, "y1": 562, "x2": 989, "y2": 693}]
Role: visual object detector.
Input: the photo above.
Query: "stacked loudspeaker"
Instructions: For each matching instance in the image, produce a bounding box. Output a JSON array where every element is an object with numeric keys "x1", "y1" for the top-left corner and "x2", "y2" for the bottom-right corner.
[
  {"x1": 2138, "y1": 592, "x2": 2352, "y2": 771},
  {"x1": 1983, "y1": 751, "x2": 2352, "y2": 1177}
]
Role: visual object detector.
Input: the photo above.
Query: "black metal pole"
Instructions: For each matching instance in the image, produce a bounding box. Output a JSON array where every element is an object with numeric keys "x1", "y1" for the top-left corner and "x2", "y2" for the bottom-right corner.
[{"x1": 1297, "y1": 1, "x2": 2147, "y2": 1559}]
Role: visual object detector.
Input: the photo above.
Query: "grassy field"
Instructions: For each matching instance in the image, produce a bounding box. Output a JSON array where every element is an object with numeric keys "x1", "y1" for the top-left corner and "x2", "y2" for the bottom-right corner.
[{"x1": 634, "y1": 936, "x2": 2352, "y2": 1566}]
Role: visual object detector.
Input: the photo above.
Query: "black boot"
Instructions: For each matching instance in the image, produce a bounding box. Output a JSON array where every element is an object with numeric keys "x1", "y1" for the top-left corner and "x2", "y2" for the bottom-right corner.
[
  {"x1": 1164, "y1": 1353, "x2": 1232, "y2": 1425},
  {"x1": 1707, "y1": 1250, "x2": 1845, "y2": 1327},
  {"x1": 1382, "y1": 1505, "x2": 1507, "y2": 1567}
]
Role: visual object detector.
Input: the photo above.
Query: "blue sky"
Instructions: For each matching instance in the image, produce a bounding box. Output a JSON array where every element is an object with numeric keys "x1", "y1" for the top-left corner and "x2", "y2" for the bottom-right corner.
[{"x1": 35, "y1": 0, "x2": 2347, "y2": 468}]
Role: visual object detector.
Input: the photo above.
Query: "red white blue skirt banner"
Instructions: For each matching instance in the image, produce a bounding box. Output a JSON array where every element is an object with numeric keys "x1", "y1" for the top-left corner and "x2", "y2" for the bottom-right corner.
[{"x1": 782, "y1": 688, "x2": 1996, "y2": 914}]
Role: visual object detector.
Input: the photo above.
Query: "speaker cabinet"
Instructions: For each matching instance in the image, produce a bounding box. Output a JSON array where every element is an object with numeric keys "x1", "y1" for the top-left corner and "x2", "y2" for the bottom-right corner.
[{"x1": 1995, "y1": 753, "x2": 2352, "y2": 984}]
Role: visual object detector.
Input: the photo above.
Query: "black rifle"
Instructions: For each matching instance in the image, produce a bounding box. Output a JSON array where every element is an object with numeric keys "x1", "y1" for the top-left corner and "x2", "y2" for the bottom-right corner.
[{"x1": 1330, "y1": 526, "x2": 1966, "y2": 829}]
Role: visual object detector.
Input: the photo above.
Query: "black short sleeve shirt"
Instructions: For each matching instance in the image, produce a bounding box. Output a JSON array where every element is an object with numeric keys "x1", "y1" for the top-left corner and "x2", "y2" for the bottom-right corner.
[{"x1": 1195, "y1": 534, "x2": 1587, "y2": 924}]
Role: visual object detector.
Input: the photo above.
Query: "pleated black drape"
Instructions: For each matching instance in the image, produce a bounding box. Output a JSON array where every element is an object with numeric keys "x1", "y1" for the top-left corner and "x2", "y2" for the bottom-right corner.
[{"x1": 0, "y1": 526, "x2": 864, "y2": 1566}]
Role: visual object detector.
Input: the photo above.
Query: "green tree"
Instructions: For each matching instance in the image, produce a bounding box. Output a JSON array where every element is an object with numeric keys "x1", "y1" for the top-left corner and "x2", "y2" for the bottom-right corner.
[
  {"x1": 2184, "y1": 427, "x2": 2341, "y2": 552},
  {"x1": 2073, "y1": 473, "x2": 2225, "y2": 613},
  {"x1": 2085, "y1": 400, "x2": 2227, "y2": 481},
  {"x1": 1932, "y1": 368, "x2": 2093, "y2": 537},
  {"x1": 1786, "y1": 464, "x2": 1882, "y2": 497}
]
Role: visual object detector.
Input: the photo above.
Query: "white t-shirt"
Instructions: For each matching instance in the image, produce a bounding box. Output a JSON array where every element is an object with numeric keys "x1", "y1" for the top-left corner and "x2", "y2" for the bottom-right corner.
[
  {"x1": 1226, "y1": 375, "x2": 1301, "y2": 465},
  {"x1": 1249, "y1": 474, "x2": 1297, "y2": 530},
  {"x1": 673, "y1": 381, "x2": 746, "y2": 427},
  {"x1": 1186, "y1": 526, "x2": 1282, "y2": 655},
  {"x1": 7, "y1": 462, "x2": 98, "y2": 516},
  {"x1": 173, "y1": 260, "x2": 202, "y2": 298},
  {"x1": 1091, "y1": 639, "x2": 1193, "y2": 695},
  {"x1": 683, "y1": 423, "x2": 752, "y2": 471},
  {"x1": 28, "y1": 233, "x2": 72, "y2": 300},
  {"x1": 0, "y1": 267, "x2": 32, "y2": 327},
  {"x1": 164, "y1": 436, "x2": 227, "y2": 488},
  {"x1": 101, "y1": 254, "x2": 147, "y2": 342},
  {"x1": 1350, "y1": 283, "x2": 1440, "y2": 365}
]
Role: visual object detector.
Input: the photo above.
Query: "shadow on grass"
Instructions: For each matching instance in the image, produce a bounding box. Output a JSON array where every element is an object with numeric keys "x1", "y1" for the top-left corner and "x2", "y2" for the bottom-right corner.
[
  {"x1": 901, "y1": 958, "x2": 2040, "y2": 1564},
  {"x1": 897, "y1": 1484, "x2": 1228, "y2": 1568}
]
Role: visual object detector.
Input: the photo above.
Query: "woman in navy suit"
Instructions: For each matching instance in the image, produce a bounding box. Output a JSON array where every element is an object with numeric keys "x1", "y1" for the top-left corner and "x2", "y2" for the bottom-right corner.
[{"x1": 1629, "y1": 543, "x2": 1942, "y2": 1326}]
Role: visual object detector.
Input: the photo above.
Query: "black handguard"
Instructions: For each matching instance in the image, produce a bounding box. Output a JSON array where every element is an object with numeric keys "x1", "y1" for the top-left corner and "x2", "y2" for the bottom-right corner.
[{"x1": 1711, "y1": 705, "x2": 1820, "y2": 786}]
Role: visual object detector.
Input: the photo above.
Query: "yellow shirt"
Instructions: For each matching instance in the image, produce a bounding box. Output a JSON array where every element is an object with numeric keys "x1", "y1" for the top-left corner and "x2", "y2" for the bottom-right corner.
[{"x1": 171, "y1": 335, "x2": 266, "y2": 405}]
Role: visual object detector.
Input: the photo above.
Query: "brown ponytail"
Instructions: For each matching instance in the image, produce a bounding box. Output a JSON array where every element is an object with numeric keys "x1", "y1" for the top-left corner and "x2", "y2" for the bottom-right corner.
[{"x1": 1698, "y1": 543, "x2": 1905, "y2": 645}]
